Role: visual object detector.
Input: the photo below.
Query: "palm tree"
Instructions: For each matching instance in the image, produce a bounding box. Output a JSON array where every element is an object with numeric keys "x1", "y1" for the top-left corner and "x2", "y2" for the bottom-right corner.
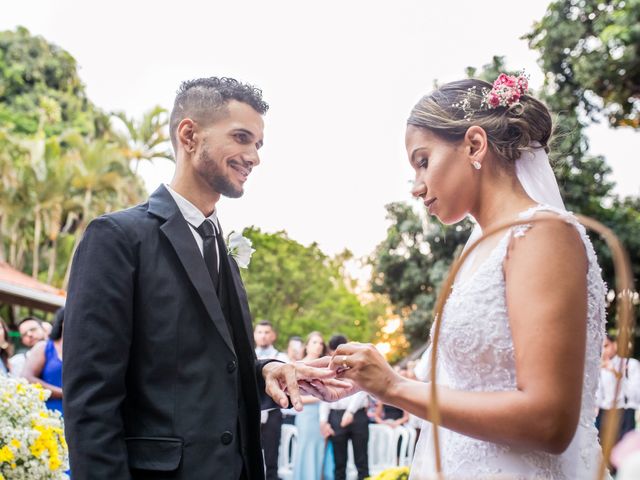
[
  {"x1": 0, "y1": 128, "x2": 34, "y2": 269},
  {"x1": 60, "y1": 132, "x2": 143, "y2": 288},
  {"x1": 111, "y1": 106, "x2": 173, "y2": 174}
]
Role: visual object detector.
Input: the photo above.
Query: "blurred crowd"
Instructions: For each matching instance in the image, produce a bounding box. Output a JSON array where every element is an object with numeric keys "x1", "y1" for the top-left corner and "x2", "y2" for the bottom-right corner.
[
  {"x1": 2, "y1": 313, "x2": 640, "y2": 477},
  {"x1": 1, "y1": 309, "x2": 64, "y2": 416}
]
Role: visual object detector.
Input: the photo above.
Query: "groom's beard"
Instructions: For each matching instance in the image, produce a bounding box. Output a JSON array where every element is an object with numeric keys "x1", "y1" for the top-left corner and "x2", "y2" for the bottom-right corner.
[{"x1": 199, "y1": 146, "x2": 243, "y2": 199}]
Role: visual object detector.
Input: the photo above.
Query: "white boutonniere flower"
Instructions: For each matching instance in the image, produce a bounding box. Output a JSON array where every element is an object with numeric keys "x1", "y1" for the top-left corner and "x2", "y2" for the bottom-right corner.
[{"x1": 227, "y1": 231, "x2": 255, "y2": 268}]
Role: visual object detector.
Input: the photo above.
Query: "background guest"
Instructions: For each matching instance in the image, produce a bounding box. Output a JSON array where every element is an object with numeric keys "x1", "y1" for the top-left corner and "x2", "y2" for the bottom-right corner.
[
  {"x1": 254, "y1": 320, "x2": 288, "y2": 480},
  {"x1": 282, "y1": 336, "x2": 305, "y2": 425},
  {"x1": 374, "y1": 397, "x2": 409, "y2": 429},
  {"x1": 287, "y1": 335, "x2": 304, "y2": 362},
  {"x1": 320, "y1": 335, "x2": 369, "y2": 480},
  {"x1": 18, "y1": 316, "x2": 48, "y2": 348},
  {"x1": 0, "y1": 317, "x2": 13, "y2": 376},
  {"x1": 596, "y1": 333, "x2": 640, "y2": 442},
  {"x1": 10, "y1": 316, "x2": 49, "y2": 375},
  {"x1": 22, "y1": 308, "x2": 64, "y2": 414},
  {"x1": 293, "y1": 331, "x2": 333, "y2": 480}
]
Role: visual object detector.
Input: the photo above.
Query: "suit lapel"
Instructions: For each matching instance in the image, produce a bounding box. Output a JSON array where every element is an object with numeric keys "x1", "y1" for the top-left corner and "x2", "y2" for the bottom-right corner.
[
  {"x1": 149, "y1": 186, "x2": 235, "y2": 355},
  {"x1": 216, "y1": 229, "x2": 255, "y2": 350}
]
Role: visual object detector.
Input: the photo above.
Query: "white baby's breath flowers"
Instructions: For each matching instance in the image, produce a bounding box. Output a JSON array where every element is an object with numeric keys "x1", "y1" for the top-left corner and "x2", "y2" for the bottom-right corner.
[{"x1": 0, "y1": 377, "x2": 68, "y2": 479}]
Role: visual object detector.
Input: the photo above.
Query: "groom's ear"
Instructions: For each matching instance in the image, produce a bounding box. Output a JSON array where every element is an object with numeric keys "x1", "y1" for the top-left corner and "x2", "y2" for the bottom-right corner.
[
  {"x1": 177, "y1": 118, "x2": 197, "y2": 154},
  {"x1": 464, "y1": 126, "x2": 488, "y2": 165}
]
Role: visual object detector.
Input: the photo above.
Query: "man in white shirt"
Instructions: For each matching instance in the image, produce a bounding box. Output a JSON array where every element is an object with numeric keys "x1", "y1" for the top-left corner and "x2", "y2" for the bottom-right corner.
[
  {"x1": 596, "y1": 333, "x2": 640, "y2": 442},
  {"x1": 320, "y1": 335, "x2": 369, "y2": 480},
  {"x1": 10, "y1": 316, "x2": 50, "y2": 376},
  {"x1": 254, "y1": 321, "x2": 288, "y2": 480}
]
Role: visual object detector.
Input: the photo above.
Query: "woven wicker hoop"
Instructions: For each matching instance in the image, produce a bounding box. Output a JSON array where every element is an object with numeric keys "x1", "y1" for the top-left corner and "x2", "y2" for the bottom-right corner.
[{"x1": 427, "y1": 215, "x2": 636, "y2": 480}]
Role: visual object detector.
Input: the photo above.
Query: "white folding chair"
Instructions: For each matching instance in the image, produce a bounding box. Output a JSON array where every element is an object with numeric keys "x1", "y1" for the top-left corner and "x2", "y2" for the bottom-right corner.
[
  {"x1": 278, "y1": 424, "x2": 298, "y2": 480},
  {"x1": 394, "y1": 426, "x2": 412, "y2": 467},
  {"x1": 367, "y1": 424, "x2": 397, "y2": 476},
  {"x1": 400, "y1": 426, "x2": 417, "y2": 466}
]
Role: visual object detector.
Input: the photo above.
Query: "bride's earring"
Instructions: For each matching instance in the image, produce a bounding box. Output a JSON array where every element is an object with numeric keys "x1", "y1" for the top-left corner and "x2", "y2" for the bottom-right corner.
[{"x1": 473, "y1": 161, "x2": 482, "y2": 170}]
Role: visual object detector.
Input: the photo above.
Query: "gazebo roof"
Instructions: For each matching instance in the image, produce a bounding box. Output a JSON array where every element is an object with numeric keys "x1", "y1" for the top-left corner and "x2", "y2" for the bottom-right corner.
[{"x1": 0, "y1": 261, "x2": 66, "y2": 312}]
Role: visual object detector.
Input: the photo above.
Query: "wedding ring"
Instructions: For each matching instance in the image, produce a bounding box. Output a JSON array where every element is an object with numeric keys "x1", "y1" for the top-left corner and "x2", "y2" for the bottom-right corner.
[{"x1": 341, "y1": 355, "x2": 348, "y2": 369}]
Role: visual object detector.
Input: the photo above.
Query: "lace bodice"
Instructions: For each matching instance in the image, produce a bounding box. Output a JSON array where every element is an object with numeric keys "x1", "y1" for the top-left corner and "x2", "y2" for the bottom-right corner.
[{"x1": 410, "y1": 205, "x2": 610, "y2": 480}]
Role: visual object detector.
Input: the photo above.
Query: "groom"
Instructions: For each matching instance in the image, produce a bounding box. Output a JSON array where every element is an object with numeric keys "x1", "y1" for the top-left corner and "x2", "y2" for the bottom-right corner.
[{"x1": 63, "y1": 77, "x2": 333, "y2": 480}]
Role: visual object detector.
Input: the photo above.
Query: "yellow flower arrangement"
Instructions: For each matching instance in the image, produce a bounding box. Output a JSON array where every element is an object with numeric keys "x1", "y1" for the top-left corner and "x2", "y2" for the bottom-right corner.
[
  {"x1": 368, "y1": 466, "x2": 410, "y2": 480},
  {"x1": 0, "y1": 377, "x2": 68, "y2": 479}
]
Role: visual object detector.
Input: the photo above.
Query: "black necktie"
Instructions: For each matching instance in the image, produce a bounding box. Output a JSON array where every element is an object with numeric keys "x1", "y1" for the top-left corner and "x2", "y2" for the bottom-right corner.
[{"x1": 195, "y1": 219, "x2": 219, "y2": 291}]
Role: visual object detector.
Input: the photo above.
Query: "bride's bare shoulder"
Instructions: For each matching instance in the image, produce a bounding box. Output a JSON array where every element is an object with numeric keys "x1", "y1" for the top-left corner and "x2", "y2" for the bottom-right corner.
[{"x1": 504, "y1": 210, "x2": 588, "y2": 279}]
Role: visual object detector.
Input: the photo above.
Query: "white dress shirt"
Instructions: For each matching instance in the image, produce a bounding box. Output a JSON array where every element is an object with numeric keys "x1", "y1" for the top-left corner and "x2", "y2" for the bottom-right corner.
[
  {"x1": 319, "y1": 391, "x2": 369, "y2": 424},
  {"x1": 165, "y1": 184, "x2": 220, "y2": 268},
  {"x1": 255, "y1": 345, "x2": 289, "y2": 362},
  {"x1": 596, "y1": 356, "x2": 640, "y2": 409}
]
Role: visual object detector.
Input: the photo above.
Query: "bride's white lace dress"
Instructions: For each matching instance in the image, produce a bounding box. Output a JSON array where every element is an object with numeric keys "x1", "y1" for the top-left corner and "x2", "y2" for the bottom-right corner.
[{"x1": 410, "y1": 205, "x2": 610, "y2": 480}]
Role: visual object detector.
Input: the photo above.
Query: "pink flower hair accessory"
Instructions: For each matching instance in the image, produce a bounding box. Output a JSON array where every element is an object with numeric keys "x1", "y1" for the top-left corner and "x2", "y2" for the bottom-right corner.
[
  {"x1": 452, "y1": 70, "x2": 530, "y2": 121},
  {"x1": 483, "y1": 72, "x2": 529, "y2": 110}
]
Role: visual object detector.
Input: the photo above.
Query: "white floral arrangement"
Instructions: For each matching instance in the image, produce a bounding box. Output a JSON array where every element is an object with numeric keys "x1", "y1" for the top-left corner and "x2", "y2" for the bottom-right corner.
[
  {"x1": 0, "y1": 377, "x2": 69, "y2": 479},
  {"x1": 227, "y1": 230, "x2": 255, "y2": 268}
]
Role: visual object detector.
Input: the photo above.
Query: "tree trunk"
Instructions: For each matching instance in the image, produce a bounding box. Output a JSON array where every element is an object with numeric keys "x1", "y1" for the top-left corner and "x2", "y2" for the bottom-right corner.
[
  {"x1": 9, "y1": 222, "x2": 18, "y2": 266},
  {"x1": 47, "y1": 239, "x2": 58, "y2": 286},
  {"x1": 32, "y1": 206, "x2": 42, "y2": 278},
  {"x1": 16, "y1": 240, "x2": 26, "y2": 271},
  {"x1": 62, "y1": 189, "x2": 93, "y2": 289},
  {"x1": 0, "y1": 213, "x2": 6, "y2": 263},
  {"x1": 62, "y1": 224, "x2": 84, "y2": 290}
]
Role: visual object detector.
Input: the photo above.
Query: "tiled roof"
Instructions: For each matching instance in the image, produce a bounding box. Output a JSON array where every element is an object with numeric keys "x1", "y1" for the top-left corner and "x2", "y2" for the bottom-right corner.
[{"x1": 0, "y1": 261, "x2": 66, "y2": 312}]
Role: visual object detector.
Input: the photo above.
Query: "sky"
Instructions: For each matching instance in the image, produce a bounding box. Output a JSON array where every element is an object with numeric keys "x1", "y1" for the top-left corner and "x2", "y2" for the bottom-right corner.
[{"x1": 2, "y1": 0, "x2": 638, "y2": 260}]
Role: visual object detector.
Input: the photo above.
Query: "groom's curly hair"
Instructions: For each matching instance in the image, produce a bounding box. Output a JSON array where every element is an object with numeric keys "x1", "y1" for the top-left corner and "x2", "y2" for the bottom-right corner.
[{"x1": 169, "y1": 77, "x2": 269, "y2": 151}]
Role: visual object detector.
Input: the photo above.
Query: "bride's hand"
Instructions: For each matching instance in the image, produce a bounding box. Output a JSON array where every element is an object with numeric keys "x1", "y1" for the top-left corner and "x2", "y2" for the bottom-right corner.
[
  {"x1": 329, "y1": 342, "x2": 401, "y2": 402},
  {"x1": 297, "y1": 356, "x2": 361, "y2": 402}
]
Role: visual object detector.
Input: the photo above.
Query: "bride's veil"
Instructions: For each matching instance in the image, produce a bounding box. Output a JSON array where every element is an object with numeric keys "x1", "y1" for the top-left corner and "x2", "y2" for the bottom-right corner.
[{"x1": 459, "y1": 142, "x2": 565, "y2": 278}]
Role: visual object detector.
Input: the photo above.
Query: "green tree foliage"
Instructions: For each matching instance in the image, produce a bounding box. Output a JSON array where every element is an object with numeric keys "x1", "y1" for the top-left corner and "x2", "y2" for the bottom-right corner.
[
  {"x1": 468, "y1": 56, "x2": 640, "y2": 329},
  {"x1": 0, "y1": 26, "x2": 102, "y2": 137},
  {"x1": 0, "y1": 27, "x2": 147, "y2": 301},
  {"x1": 241, "y1": 228, "x2": 377, "y2": 349},
  {"x1": 111, "y1": 106, "x2": 174, "y2": 174},
  {"x1": 525, "y1": 0, "x2": 640, "y2": 129},
  {"x1": 370, "y1": 203, "x2": 472, "y2": 347},
  {"x1": 373, "y1": 44, "x2": 639, "y2": 347}
]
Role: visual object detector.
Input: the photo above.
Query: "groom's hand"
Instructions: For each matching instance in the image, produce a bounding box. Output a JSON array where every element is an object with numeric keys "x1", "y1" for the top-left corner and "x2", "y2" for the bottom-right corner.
[{"x1": 261, "y1": 361, "x2": 336, "y2": 411}]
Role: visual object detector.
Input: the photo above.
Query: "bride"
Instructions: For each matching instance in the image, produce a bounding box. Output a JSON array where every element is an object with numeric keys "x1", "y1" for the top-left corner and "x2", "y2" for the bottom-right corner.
[{"x1": 310, "y1": 73, "x2": 609, "y2": 479}]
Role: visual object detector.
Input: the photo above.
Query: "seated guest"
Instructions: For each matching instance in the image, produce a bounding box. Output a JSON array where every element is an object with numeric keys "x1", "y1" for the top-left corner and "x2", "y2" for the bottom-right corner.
[
  {"x1": 11, "y1": 316, "x2": 49, "y2": 375},
  {"x1": 375, "y1": 400, "x2": 409, "y2": 429},
  {"x1": 22, "y1": 308, "x2": 64, "y2": 414}
]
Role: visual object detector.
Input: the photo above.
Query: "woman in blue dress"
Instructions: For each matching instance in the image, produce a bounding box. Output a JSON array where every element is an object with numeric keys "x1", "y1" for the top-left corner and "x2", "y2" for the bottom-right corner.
[
  {"x1": 23, "y1": 308, "x2": 64, "y2": 414},
  {"x1": 293, "y1": 331, "x2": 334, "y2": 480}
]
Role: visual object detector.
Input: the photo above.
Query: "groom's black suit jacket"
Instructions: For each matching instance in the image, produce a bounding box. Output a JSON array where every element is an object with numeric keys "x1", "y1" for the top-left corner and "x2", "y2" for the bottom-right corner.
[{"x1": 63, "y1": 185, "x2": 275, "y2": 480}]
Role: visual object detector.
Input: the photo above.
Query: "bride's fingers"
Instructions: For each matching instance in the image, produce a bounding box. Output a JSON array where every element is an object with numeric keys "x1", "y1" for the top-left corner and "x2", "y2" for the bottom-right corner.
[
  {"x1": 294, "y1": 363, "x2": 335, "y2": 380},
  {"x1": 304, "y1": 356, "x2": 332, "y2": 369},
  {"x1": 318, "y1": 378, "x2": 356, "y2": 389}
]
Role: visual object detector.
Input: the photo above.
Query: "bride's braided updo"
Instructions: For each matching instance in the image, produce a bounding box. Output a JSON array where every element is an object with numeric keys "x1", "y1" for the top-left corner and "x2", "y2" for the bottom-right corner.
[{"x1": 408, "y1": 79, "x2": 553, "y2": 166}]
